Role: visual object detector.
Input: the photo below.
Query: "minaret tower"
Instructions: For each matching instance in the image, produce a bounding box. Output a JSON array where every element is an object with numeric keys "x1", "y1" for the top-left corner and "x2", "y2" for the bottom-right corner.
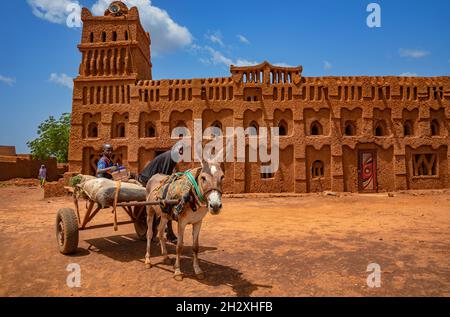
[
  {"x1": 77, "y1": 1, "x2": 152, "y2": 81},
  {"x1": 69, "y1": 1, "x2": 152, "y2": 174}
]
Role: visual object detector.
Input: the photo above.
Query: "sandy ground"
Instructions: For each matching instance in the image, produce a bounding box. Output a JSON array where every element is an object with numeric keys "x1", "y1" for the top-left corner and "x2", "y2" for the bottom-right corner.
[{"x1": 0, "y1": 185, "x2": 449, "y2": 297}]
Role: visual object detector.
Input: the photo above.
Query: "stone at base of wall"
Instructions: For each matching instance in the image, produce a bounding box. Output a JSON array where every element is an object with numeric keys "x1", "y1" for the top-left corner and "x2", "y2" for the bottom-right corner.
[{"x1": 44, "y1": 178, "x2": 68, "y2": 198}]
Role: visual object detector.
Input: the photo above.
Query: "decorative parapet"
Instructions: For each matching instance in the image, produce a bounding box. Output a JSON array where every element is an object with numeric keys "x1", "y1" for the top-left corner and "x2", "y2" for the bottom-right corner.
[
  {"x1": 137, "y1": 77, "x2": 235, "y2": 102},
  {"x1": 301, "y1": 76, "x2": 450, "y2": 102},
  {"x1": 230, "y1": 61, "x2": 303, "y2": 86}
]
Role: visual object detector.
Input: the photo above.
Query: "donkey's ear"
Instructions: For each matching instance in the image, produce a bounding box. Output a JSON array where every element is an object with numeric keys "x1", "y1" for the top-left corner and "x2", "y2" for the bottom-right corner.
[{"x1": 201, "y1": 157, "x2": 210, "y2": 173}]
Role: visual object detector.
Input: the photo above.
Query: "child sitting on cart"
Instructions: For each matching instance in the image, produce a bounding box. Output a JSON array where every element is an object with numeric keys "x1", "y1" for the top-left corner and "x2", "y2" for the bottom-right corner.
[{"x1": 96, "y1": 144, "x2": 119, "y2": 179}]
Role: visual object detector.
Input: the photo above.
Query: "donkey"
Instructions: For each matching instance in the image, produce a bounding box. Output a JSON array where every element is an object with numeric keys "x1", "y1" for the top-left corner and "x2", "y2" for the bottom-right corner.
[{"x1": 144, "y1": 159, "x2": 224, "y2": 281}]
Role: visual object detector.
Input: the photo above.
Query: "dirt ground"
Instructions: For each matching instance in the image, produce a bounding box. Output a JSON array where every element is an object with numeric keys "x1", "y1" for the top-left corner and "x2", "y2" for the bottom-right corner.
[{"x1": 0, "y1": 184, "x2": 449, "y2": 297}]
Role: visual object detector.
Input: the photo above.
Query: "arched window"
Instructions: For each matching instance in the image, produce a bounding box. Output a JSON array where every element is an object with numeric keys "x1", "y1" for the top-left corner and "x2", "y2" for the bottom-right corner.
[
  {"x1": 344, "y1": 121, "x2": 356, "y2": 136},
  {"x1": 403, "y1": 120, "x2": 413, "y2": 136},
  {"x1": 248, "y1": 121, "x2": 259, "y2": 136},
  {"x1": 125, "y1": 31, "x2": 129, "y2": 40},
  {"x1": 311, "y1": 160, "x2": 324, "y2": 178},
  {"x1": 310, "y1": 121, "x2": 323, "y2": 136},
  {"x1": 101, "y1": 31, "x2": 106, "y2": 42},
  {"x1": 116, "y1": 123, "x2": 125, "y2": 138},
  {"x1": 112, "y1": 31, "x2": 117, "y2": 41},
  {"x1": 375, "y1": 125, "x2": 383, "y2": 136},
  {"x1": 278, "y1": 120, "x2": 288, "y2": 136},
  {"x1": 89, "y1": 32, "x2": 94, "y2": 43},
  {"x1": 145, "y1": 122, "x2": 156, "y2": 138},
  {"x1": 431, "y1": 119, "x2": 440, "y2": 136},
  {"x1": 201, "y1": 88, "x2": 207, "y2": 100},
  {"x1": 374, "y1": 121, "x2": 386, "y2": 136},
  {"x1": 87, "y1": 122, "x2": 98, "y2": 138}
]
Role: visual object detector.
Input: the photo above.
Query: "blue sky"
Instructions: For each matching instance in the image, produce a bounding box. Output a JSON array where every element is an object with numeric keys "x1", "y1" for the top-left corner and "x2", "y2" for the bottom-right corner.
[{"x1": 0, "y1": 0, "x2": 449, "y2": 153}]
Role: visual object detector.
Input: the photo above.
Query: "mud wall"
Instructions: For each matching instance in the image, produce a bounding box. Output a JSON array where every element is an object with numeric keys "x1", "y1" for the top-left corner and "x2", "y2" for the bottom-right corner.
[
  {"x1": 0, "y1": 146, "x2": 16, "y2": 156},
  {"x1": 0, "y1": 156, "x2": 67, "y2": 181}
]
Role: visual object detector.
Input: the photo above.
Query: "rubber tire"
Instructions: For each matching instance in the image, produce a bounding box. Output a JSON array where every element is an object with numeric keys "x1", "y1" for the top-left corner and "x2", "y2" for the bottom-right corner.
[
  {"x1": 133, "y1": 206, "x2": 148, "y2": 241},
  {"x1": 56, "y1": 208, "x2": 79, "y2": 254}
]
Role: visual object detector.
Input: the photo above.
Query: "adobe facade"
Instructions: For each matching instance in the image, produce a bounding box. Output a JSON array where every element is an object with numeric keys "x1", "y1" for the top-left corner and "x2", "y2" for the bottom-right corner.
[
  {"x1": 0, "y1": 146, "x2": 68, "y2": 181},
  {"x1": 68, "y1": 1, "x2": 450, "y2": 193}
]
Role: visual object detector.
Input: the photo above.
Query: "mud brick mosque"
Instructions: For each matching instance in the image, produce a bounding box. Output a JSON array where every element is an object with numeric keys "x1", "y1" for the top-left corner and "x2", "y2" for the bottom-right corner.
[{"x1": 68, "y1": 1, "x2": 449, "y2": 193}]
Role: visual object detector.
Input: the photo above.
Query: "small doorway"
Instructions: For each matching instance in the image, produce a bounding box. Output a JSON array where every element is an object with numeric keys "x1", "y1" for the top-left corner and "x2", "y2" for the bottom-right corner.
[{"x1": 358, "y1": 150, "x2": 378, "y2": 193}]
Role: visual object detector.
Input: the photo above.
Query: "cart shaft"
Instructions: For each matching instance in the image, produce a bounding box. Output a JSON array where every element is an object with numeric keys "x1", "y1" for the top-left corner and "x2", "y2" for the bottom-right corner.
[{"x1": 116, "y1": 200, "x2": 179, "y2": 207}]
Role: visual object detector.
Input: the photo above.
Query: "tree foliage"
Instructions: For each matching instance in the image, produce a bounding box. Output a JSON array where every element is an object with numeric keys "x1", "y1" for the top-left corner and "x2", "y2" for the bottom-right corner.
[{"x1": 27, "y1": 113, "x2": 71, "y2": 163}]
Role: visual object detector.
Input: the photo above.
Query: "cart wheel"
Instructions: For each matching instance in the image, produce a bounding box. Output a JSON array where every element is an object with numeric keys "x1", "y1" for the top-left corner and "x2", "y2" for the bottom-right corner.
[
  {"x1": 133, "y1": 206, "x2": 148, "y2": 241},
  {"x1": 56, "y1": 208, "x2": 79, "y2": 254}
]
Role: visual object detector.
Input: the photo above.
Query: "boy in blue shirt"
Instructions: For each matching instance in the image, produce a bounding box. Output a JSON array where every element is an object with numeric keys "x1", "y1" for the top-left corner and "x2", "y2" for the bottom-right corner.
[{"x1": 96, "y1": 144, "x2": 118, "y2": 179}]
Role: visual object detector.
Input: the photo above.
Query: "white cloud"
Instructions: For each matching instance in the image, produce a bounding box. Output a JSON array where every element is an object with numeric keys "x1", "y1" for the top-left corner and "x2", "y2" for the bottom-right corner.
[
  {"x1": 235, "y1": 59, "x2": 259, "y2": 67},
  {"x1": 199, "y1": 46, "x2": 257, "y2": 67},
  {"x1": 205, "y1": 31, "x2": 224, "y2": 46},
  {"x1": 92, "y1": 0, "x2": 192, "y2": 54},
  {"x1": 237, "y1": 34, "x2": 250, "y2": 44},
  {"x1": 399, "y1": 48, "x2": 430, "y2": 59},
  {"x1": 399, "y1": 72, "x2": 418, "y2": 77},
  {"x1": 205, "y1": 46, "x2": 233, "y2": 66},
  {"x1": 28, "y1": 0, "x2": 192, "y2": 53},
  {"x1": 324, "y1": 60, "x2": 332, "y2": 69},
  {"x1": 27, "y1": 0, "x2": 80, "y2": 24},
  {"x1": 274, "y1": 62, "x2": 294, "y2": 67},
  {"x1": 0, "y1": 75, "x2": 16, "y2": 86},
  {"x1": 49, "y1": 73, "x2": 73, "y2": 89}
]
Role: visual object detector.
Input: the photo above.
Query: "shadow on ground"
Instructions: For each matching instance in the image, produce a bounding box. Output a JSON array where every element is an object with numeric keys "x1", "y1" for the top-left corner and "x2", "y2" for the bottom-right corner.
[
  {"x1": 84, "y1": 233, "x2": 272, "y2": 296},
  {"x1": 84, "y1": 233, "x2": 216, "y2": 262},
  {"x1": 173, "y1": 258, "x2": 272, "y2": 297}
]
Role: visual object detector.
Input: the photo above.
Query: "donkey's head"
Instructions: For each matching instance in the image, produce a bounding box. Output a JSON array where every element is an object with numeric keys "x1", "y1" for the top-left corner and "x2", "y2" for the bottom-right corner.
[{"x1": 199, "y1": 159, "x2": 224, "y2": 215}]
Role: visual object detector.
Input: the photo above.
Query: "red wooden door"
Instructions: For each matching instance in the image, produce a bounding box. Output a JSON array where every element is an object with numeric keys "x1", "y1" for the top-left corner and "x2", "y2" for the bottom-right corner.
[{"x1": 358, "y1": 150, "x2": 378, "y2": 192}]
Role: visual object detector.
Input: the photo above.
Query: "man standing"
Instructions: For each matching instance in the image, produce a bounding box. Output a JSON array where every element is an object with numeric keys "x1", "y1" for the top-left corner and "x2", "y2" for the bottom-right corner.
[
  {"x1": 96, "y1": 144, "x2": 118, "y2": 179},
  {"x1": 138, "y1": 146, "x2": 184, "y2": 244},
  {"x1": 38, "y1": 165, "x2": 47, "y2": 188}
]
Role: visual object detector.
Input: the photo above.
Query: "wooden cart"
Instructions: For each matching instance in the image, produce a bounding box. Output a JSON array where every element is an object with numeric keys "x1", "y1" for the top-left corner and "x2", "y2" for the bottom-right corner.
[{"x1": 56, "y1": 185, "x2": 178, "y2": 254}]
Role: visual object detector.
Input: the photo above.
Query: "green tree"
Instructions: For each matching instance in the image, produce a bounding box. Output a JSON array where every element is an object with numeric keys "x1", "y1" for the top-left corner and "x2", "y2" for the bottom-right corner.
[{"x1": 27, "y1": 113, "x2": 71, "y2": 163}]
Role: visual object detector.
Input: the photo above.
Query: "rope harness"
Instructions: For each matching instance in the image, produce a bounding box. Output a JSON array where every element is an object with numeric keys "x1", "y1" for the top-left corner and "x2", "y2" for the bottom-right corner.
[
  {"x1": 155, "y1": 169, "x2": 223, "y2": 216},
  {"x1": 177, "y1": 171, "x2": 206, "y2": 204},
  {"x1": 178, "y1": 170, "x2": 223, "y2": 204}
]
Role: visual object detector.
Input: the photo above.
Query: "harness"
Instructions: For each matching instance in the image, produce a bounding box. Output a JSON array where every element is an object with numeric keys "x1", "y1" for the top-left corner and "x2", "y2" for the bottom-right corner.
[
  {"x1": 177, "y1": 171, "x2": 206, "y2": 203},
  {"x1": 158, "y1": 173, "x2": 180, "y2": 213},
  {"x1": 156, "y1": 169, "x2": 223, "y2": 215},
  {"x1": 178, "y1": 170, "x2": 223, "y2": 204}
]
